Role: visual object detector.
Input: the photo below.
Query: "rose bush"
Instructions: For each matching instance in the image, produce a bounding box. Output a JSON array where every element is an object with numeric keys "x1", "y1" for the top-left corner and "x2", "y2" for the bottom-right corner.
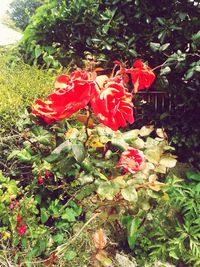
[{"x1": 0, "y1": 58, "x2": 179, "y2": 265}]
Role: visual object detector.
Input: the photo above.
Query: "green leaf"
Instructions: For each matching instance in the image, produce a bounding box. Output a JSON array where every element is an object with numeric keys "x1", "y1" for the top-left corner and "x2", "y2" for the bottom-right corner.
[
  {"x1": 160, "y1": 66, "x2": 171, "y2": 76},
  {"x1": 160, "y1": 43, "x2": 170, "y2": 51},
  {"x1": 121, "y1": 187, "x2": 138, "y2": 202},
  {"x1": 72, "y1": 143, "x2": 86, "y2": 162},
  {"x1": 53, "y1": 234, "x2": 64, "y2": 244},
  {"x1": 34, "y1": 45, "x2": 43, "y2": 59},
  {"x1": 186, "y1": 170, "x2": 200, "y2": 182},
  {"x1": 17, "y1": 149, "x2": 32, "y2": 162},
  {"x1": 150, "y1": 42, "x2": 161, "y2": 52},
  {"x1": 64, "y1": 250, "x2": 77, "y2": 261},
  {"x1": 145, "y1": 147, "x2": 161, "y2": 164},
  {"x1": 97, "y1": 181, "x2": 120, "y2": 200},
  {"x1": 127, "y1": 217, "x2": 140, "y2": 249},
  {"x1": 122, "y1": 129, "x2": 139, "y2": 142},
  {"x1": 111, "y1": 137, "x2": 129, "y2": 151},
  {"x1": 132, "y1": 138, "x2": 145, "y2": 149},
  {"x1": 40, "y1": 208, "x2": 50, "y2": 224},
  {"x1": 61, "y1": 208, "x2": 76, "y2": 222}
]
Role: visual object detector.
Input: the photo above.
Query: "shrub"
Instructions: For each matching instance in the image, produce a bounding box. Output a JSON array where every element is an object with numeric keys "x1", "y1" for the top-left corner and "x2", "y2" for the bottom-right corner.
[
  {"x1": 19, "y1": 0, "x2": 200, "y2": 169},
  {"x1": 9, "y1": 0, "x2": 43, "y2": 30},
  {"x1": 0, "y1": 59, "x2": 180, "y2": 266}
]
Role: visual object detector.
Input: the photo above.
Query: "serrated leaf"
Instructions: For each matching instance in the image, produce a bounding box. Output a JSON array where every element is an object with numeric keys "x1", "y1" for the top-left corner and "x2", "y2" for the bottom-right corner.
[{"x1": 17, "y1": 149, "x2": 32, "y2": 162}]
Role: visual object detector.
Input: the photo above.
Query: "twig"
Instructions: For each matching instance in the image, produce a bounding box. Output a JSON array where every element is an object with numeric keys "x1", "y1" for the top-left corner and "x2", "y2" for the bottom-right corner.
[{"x1": 55, "y1": 212, "x2": 100, "y2": 257}]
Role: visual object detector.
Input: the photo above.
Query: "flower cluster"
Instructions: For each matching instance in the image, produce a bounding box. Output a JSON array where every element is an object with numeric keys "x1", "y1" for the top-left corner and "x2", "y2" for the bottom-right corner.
[{"x1": 32, "y1": 59, "x2": 155, "y2": 131}]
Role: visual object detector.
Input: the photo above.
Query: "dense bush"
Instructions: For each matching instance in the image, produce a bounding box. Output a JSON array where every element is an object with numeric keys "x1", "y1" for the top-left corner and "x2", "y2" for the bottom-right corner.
[
  {"x1": 9, "y1": 0, "x2": 43, "y2": 30},
  {"x1": 19, "y1": 0, "x2": 200, "y2": 168}
]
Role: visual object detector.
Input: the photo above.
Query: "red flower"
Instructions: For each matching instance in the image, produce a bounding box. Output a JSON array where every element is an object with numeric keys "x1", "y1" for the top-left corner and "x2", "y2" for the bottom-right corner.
[
  {"x1": 16, "y1": 214, "x2": 22, "y2": 223},
  {"x1": 32, "y1": 71, "x2": 96, "y2": 123},
  {"x1": 127, "y1": 59, "x2": 155, "y2": 91},
  {"x1": 117, "y1": 147, "x2": 145, "y2": 173},
  {"x1": 17, "y1": 224, "x2": 26, "y2": 236},
  {"x1": 39, "y1": 175, "x2": 44, "y2": 185},
  {"x1": 91, "y1": 81, "x2": 134, "y2": 131}
]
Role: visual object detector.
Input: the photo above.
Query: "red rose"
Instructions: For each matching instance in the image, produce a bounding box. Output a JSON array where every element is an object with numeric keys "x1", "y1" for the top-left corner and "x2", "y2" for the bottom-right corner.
[
  {"x1": 17, "y1": 224, "x2": 26, "y2": 236},
  {"x1": 127, "y1": 59, "x2": 155, "y2": 91},
  {"x1": 91, "y1": 81, "x2": 134, "y2": 131},
  {"x1": 117, "y1": 147, "x2": 145, "y2": 173},
  {"x1": 32, "y1": 71, "x2": 96, "y2": 123}
]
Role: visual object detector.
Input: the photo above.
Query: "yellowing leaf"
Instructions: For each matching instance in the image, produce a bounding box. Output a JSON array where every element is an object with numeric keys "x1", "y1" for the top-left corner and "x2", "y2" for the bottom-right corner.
[
  {"x1": 149, "y1": 174, "x2": 158, "y2": 183},
  {"x1": 93, "y1": 228, "x2": 107, "y2": 250},
  {"x1": 86, "y1": 136, "x2": 104, "y2": 148},
  {"x1": 139, "y1": 125, "x2": 154, "y2": 137},
  {"x1": 156, "y1": 128, "x2": 167, "y2": 139},
  {"x1": 65, "y1": 128, "x2": 79, "y2": 139},
  {"x1": 160, "y1": 155, "x2": 177, "y2": 168}
]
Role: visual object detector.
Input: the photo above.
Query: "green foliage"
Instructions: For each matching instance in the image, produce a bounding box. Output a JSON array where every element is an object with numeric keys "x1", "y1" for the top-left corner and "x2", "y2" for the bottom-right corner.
[
  {"x1": 19, "y1": 0, "x2": 200, "y2": 169},
  {"x1": 0, "y1": 48, "x2": 54, "y2": 135},
  {"x1": 134, "y1": 174, "x2": 200, "y2": 266},
  {"x1": 9, "y1": 0, "x2": 43, "y2": 30},
  {"x1": 0, "y1": 102, "x2": 177, "y2": 265}
]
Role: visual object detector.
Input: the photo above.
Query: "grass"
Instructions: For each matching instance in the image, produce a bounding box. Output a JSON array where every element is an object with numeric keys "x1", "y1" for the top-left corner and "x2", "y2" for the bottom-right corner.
[{"x1": 0, "y1": 47, "x2": 55, "y2": 134}]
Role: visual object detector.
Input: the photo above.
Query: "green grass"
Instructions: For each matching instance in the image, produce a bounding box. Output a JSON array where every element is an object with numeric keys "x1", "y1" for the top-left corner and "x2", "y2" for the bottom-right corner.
[{"x1": 0, "y1": 47, "x2": 55, "y2": 134}]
